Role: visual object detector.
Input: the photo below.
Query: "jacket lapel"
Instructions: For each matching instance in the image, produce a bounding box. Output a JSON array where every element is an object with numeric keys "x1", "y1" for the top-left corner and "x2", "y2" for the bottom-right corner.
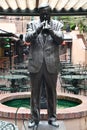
[{"x1": 38, "y1": 34, "x2": 44, "y2": 48}]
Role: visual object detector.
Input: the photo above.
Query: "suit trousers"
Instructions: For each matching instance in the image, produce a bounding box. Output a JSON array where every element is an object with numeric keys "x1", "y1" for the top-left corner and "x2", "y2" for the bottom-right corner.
[{"x1": 30, "y1": 60, "x2": 58, "y2": 123}]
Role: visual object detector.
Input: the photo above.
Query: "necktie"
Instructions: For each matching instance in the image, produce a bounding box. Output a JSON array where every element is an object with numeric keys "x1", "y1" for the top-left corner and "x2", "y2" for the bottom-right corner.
[{"x1": 43, "y1": 33, "x2": 47, "y2": 43}]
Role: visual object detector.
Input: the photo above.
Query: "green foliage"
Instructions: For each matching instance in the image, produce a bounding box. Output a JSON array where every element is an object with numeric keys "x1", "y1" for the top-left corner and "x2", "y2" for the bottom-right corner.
[
  {"x1": 78, "y1": 20, "x2": 84, "y2": 33},
  {"x1": 70, "y1": 23, "x2": 76, "y2": 30},
  {"x1": 59, "y1": 16, "x2": 87, "y2": 32},
  {"x1": 84, "y1": 25, "x2": 87, "y2": 32}
]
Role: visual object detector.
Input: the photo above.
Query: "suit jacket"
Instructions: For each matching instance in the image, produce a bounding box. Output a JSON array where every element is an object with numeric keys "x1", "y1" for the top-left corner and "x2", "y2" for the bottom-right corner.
[{"x1": 25, "y1": 19, "x2": 64, "y2": 73}]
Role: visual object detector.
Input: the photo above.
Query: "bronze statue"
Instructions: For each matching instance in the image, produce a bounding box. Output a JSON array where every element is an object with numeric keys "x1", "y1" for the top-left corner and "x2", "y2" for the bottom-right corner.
[{"x1": 25, "y1": 2, "x2": 64, "y2": 128}]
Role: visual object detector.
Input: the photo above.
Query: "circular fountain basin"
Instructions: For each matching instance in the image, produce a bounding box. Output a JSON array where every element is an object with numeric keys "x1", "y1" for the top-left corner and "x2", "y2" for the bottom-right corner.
[
  {"x1": 2, "y1": 97, "x2": 80, "y2": 109},
  {"x1": 0, "y1": 92, "x2": 87, "y2": 120},
  {"x1": 0, "y1": 92, "x2": 87, "y2": 119}
]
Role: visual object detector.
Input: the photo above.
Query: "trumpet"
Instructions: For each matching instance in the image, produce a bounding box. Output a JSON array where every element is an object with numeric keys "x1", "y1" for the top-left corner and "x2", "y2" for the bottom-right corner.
[
  {"x1": 43, "y1": 20, "x2": 48, "y2": 29},
  {"x1": 42, "y1": 20, "x2": 50, "y2": 34}
]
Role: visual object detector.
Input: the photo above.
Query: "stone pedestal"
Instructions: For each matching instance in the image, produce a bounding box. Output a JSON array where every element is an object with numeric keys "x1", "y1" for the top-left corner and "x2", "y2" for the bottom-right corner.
[{"x1": 23, "y1": 120, "x2": 66, "y2": 130}]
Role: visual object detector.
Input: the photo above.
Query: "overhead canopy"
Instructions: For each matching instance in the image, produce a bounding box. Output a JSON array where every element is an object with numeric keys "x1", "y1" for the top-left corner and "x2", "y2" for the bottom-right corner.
[
  {"x1": 0, "y1": 23, "x2": 16, "y2": 33},
  {"x1": 0, "y1": 0, "x2": 87, "y2": 16}
]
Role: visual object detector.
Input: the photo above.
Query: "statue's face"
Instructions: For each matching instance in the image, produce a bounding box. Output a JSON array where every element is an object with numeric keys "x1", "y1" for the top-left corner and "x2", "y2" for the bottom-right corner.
[{"x1": 39, "y1": 7, "x2": 51, "y2": 23}]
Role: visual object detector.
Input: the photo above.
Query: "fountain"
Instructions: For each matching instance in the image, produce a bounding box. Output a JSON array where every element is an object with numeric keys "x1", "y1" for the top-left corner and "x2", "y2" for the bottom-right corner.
[
  {"x1": 2, "y1": 96, "x2": 80, "y2": 109},
  {"x1": 0, "y1": 92, "x2": 87, "y2": 130}
]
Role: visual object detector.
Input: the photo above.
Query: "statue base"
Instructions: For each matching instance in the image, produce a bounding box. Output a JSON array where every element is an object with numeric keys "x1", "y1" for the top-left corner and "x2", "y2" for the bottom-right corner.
[{"x1": 23, "y1": 120, "x2": 66, "y2": 130}]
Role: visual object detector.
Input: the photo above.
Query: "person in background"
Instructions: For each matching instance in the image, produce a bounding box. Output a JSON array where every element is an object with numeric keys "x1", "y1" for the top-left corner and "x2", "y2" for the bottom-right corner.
[
  {"x1": 66, "y1": 23, "x2": 71, "y2": 32},
  {"x1": 25, "y1": 2, "x2": 64, "y2": 128},
  {"x1": 15, "y1": 34, "x2": 24, "y2": 64}
]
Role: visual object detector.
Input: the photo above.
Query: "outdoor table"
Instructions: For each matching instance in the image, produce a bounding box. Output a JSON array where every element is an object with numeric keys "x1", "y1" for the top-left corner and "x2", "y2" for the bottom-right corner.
[
  {"x1": 61, "y1": 74, "x2": 87, "y2": 88},
  {"x1": 63, "y1": 64, "x2": 75, "y2": 69},
  {"x1": 0, "y1": 74, "x2": 28, "y2": 92},
  {"x1": 10, "y1": 69, "x2": 29, "y2": 75},
  {"x1": 61, "y1": 74, "x2": 87, "y2": 94},
  {"x1": 62, "y1": 68, "x2": 87, "y2": 77},
  {"x1": 0, "y1": 74, "x2": 27, "y2": 80},
  {"x1": 15, "y1": 64, "x2": 27, "y2": 69},
  {"x1": 62, "y1": 68, "x2": 80, "y2": 72},
  {"x1": 61, "y1": 75, "x2": 87, "y2": 80},
  {"x1": 62, "y1": 68, "x2": 79, "y2": 75},
  {"x1": 62, "y1": 68, "x2": 85, "y2": 73}
]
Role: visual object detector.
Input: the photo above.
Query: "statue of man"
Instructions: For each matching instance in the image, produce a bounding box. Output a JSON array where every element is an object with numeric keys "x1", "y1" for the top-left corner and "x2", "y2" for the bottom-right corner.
[{"x1": 25, "y1": 2, "x2": 64, "y2": 128}]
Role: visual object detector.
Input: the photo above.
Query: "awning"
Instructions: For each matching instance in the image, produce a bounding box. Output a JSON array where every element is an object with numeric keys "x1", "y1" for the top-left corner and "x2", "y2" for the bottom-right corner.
[
  {"x1": 0, "y1": 27, "x2": 18, "y2": 39},
  {"x1": 0, "y1": 0, "x2": 87, "y2": 16},
  {"x1": 0, "y1": 23, "x2": 16, "y2": 33}
]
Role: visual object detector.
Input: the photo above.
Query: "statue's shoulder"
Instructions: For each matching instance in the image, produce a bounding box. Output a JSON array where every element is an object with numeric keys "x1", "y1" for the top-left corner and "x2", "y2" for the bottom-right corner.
[
  {"x1": 51, "y1": 19, "x2": 63, "y2": 28},
  {"x1": 51, "y1": 19, "x2": 62, "y2": 24}
]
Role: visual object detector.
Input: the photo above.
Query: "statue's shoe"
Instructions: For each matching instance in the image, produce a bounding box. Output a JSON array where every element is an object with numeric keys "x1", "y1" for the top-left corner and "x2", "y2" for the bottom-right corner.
[
  {"x1": 28, "y1": 119, "x2": 39, "y2": 128},
  {"x1": 48, "y1": 118, "x2": 59, "y2": 127}
]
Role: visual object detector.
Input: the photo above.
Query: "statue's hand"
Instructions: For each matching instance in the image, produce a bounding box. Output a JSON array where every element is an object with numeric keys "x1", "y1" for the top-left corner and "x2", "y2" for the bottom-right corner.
[
  {"x1": 36, "y1": 21, "x2": 45, "y2": 34},
  {"x1": 45, "y1": 24, "x2": 54, "y2": 34}
]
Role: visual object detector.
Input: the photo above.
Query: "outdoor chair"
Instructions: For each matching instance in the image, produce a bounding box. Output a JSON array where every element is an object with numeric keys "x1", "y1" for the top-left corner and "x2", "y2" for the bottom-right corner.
[
  {"x1": 79, "y1": 78, "x2": 87, "y2": 96},
  {"x1": 18, "y1": 84, "x2": 31, "y2": 92},
  {"x1": 0, "y1": 85, "x2": 14, "y2": 93},
  {"x1": 59, "y1": 74, "x2": 73, "y2": 93},
  {"x1": 0, "y1": 120, "x2": 18, "y2": 130},
  {"x1": 66, "y1": 86, "x2": 80, "y2": 94},
  {"x1": 18, "y1": 77, "x2": 31, "y2": 92},
  {"x1": 60, "y1": 74, "x2": 80, "y2": 94}
]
